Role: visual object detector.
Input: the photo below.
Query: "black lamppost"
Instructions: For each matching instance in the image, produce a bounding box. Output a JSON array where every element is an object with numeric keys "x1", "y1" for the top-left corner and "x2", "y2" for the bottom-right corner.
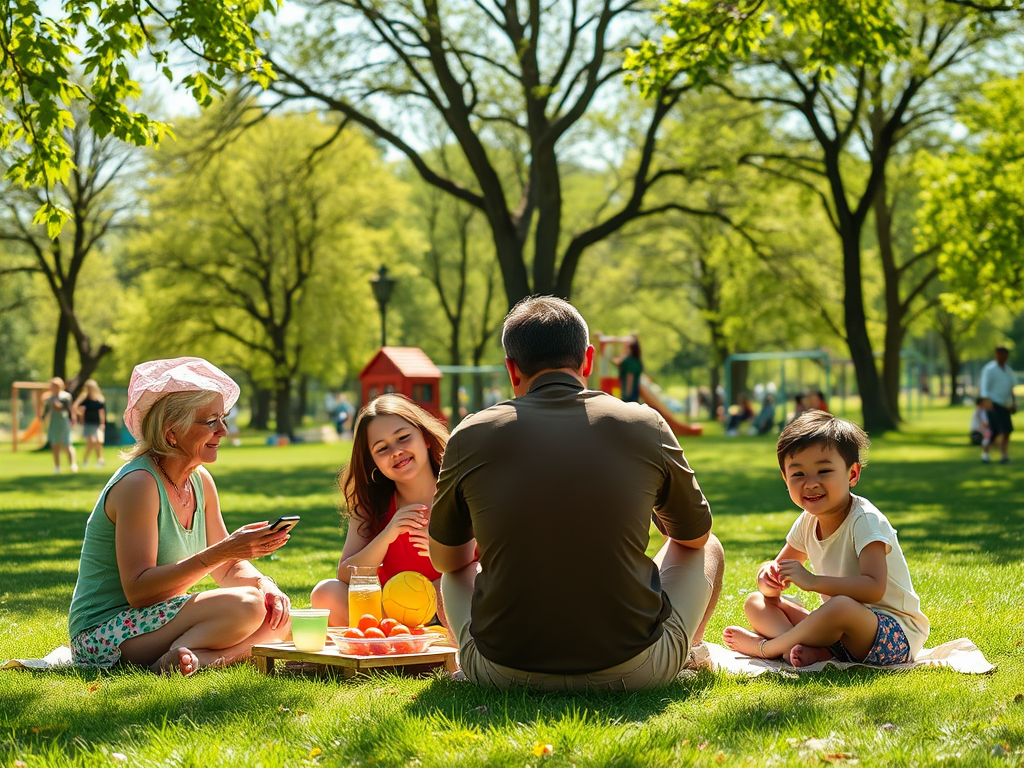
[{"x1": 370, "y1": 264, "x2": 397, "y2": 348}]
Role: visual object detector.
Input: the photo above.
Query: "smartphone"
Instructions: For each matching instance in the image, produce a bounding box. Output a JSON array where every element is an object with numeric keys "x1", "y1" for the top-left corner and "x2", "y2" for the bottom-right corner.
[{"x1": 268, "y1": 515, "x2": 300, "y2": 533}]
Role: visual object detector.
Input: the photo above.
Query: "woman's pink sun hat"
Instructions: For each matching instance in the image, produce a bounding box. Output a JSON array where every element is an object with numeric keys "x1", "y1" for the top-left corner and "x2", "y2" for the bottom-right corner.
[{"x1": 124, "y1": 357, "x2": 240, "y2": 439}]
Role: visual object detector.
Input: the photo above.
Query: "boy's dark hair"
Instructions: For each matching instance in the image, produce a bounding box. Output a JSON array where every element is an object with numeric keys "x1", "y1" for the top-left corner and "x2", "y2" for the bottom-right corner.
[
  {"x1": 501, "y1": 296, "x2": 589, "y2": 377},
  {"x1": 777, "y1": 410, "x2": 870, "y2": 470}
]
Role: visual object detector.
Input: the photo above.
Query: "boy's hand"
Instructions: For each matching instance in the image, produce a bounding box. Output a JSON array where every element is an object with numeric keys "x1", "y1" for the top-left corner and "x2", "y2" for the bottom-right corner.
[
  {"x1": 757, "y1": 561, "x2": 786, "y2": 597},
  {"x1": 778, "y1": 559, "x2": 816, "y2": 591}
]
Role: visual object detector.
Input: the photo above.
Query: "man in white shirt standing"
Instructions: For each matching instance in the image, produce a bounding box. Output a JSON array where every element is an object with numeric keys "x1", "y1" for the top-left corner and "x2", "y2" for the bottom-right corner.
[{"x1": 980, "y1": 345, "x2": 1017, "y2": 464}]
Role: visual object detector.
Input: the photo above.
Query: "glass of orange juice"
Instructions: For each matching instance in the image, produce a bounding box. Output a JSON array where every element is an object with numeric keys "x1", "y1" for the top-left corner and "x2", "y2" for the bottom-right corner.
[{"x1": 348, "y1": 565, "x2": 382, "y2": 623}]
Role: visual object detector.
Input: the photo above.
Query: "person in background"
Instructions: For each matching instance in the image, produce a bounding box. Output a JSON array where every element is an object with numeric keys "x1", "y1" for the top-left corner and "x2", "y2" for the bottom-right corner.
[
  {"x1": 42, "y1": 377, "x2": 77, "y2": 473},
  {"x1": 807, "y1": 388, "x2": 829, "y2": 413},
  {"x1": 980, "y1": 345, "x2": 1017, "y2": 463},
  {"x1": 969, "y1": 401, "x2": 991, "y2": 450},
  {"x1": 68, "y1": 358, "x2": 293, "y2": 675},
  {"x1": 616, "y1": 337, "x2": 644, "y2": 403},
  {"x1": 74, "y1": 379, "x2": 106, "y2": 469}
]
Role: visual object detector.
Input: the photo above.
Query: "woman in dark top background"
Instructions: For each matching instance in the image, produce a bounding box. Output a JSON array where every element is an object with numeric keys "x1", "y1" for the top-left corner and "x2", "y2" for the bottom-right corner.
[
  {"x1": 75, "y1": 379, "x2": 106, "y2": 469},
  {"x1": 617, "y1": 338, "x2": 643, "y2": 403}
]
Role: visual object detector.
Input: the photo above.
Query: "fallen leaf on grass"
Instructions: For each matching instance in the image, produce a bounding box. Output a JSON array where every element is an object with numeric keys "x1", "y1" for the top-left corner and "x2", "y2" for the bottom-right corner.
[
  {"x1": 715, "y1": 751, "x2": 726, "y2": 763},
  {"x1": 532, "y1": 743, "x2": 553, "y2": 757},
  {"x1": 1014, "y1": 693, "x2": 1023, "y2": 704},
  {"x1": 88, "y1": 682, "x2": 102, "y2": 693},
  {"x1": 823, "y1": 753, "x2": 852, "y2": 762}
]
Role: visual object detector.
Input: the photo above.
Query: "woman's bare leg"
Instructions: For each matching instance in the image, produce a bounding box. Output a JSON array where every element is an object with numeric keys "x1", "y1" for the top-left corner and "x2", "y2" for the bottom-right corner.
[{"x1": 119, "y1": 587, "x2": 289, "y2": 674}]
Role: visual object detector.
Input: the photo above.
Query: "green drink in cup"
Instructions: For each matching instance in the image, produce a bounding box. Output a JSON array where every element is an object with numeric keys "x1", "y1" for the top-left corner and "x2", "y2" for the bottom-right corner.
[{"x1": 289, "y1": 608, "x2": 331, "y2": 652}]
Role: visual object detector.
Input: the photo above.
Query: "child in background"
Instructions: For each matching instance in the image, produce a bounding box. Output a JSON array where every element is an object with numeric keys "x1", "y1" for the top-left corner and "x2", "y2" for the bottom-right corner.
[
  {"x1": 42, "y1": 377, "x2": 77, "y2": 473},
  {"x1": 723, "y1": 411, "x2": 928, "y2": 666},
  {"x1": 73, "y1": 379, "x2": 106, "y2": 468},
  {"x1": 311, "y1": 394, "x2": 450, "y2": 628},
  {"x1": 970, "y1": 402, "x2": 992, "y2": 448}
]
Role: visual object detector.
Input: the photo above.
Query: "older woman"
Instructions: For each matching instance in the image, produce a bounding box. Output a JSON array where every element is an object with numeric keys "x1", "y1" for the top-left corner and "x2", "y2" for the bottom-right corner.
[{"x1": 68, "y1": 357, "x2": 293, "y2": 675}]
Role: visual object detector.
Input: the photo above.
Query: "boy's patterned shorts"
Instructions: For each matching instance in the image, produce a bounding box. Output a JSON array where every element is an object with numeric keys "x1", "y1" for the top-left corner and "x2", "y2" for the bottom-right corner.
[
  {"x1": 829, "y1": 611, "x2": 913, "y2": 666},
  {"x1": 71, "y1": 594, "x2": 193, "y2": 668}
]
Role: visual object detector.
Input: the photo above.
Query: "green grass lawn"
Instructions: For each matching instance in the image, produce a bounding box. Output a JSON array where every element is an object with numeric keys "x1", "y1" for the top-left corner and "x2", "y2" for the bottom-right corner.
[{"x1": 2, "y1": 406, "x2": 1023, "y2": 767}]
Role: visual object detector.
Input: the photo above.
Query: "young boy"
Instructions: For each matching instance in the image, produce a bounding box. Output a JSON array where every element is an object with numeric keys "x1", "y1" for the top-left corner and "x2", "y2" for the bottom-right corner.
[{"x1": 723, "y1": 411, "x2": 929, "y2": 666}]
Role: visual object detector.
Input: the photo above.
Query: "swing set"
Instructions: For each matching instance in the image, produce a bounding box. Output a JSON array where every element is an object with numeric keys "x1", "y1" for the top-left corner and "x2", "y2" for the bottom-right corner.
[{"x1": 10, "y1": 381, "x2": 51, "y2": 452}]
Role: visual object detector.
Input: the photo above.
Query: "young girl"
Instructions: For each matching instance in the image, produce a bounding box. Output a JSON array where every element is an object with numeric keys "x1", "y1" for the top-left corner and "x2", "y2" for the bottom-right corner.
[
  {"x1": 74, "y1": 379, "x2": 106, "y2": 468},
  {"x1": 311, "y1": 394, "x2": 449, "y2": 627},
  {"x1": 42, "y1": 377, "x2": 77, "y2": 473}
]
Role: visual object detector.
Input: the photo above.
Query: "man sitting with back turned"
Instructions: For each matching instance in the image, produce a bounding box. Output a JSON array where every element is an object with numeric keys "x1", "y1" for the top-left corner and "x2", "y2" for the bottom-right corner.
[{"x1": 429, "y1": 296, "x2": 725, "y2": 690}]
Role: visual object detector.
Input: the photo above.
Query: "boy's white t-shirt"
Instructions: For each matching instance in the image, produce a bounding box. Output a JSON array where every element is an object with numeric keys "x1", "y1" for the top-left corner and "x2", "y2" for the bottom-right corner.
[{"x1": 786, "y1": 494, "x2": 930, "y2": 656}]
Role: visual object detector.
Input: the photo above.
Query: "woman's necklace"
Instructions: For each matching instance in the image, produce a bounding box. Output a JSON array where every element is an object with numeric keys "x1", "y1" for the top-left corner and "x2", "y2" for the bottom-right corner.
[{"x1": 156, "y1": 458, "x2": 193, "y2": 507}]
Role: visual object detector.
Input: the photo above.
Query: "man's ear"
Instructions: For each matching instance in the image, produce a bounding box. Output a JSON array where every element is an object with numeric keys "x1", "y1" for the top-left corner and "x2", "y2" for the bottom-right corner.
[
  {"x1": 505, "y1": 357, "x2": 522, "y2": 387},
  {"x1": 581, "y1": 345, "x2": 595, "y2": 378},
  {"x1": 848, "y1": 462, "x2": 862, "y2": 488}
]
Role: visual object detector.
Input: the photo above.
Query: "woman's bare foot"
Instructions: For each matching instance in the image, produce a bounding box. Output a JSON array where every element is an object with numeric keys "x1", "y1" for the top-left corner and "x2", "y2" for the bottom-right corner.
[
  {"x1": 788, "y1": 644, "x2": 834, "y2": 667},
  {"x1": 723, "y1": 626, "x2": 774, "y2": 658},
  {"x1": 152, "y1": 647, "x2": 198, "y2": 676}
]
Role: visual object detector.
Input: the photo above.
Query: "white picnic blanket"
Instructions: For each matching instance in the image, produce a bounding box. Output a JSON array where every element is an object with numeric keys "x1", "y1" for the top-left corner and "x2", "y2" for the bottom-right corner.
[
  {"x1": 690, "y1": 638, "x2": 993, "y2": 676},
  {"x1": 2, "y1": 645, "x2": 74, "y2": 671},
  {"x1": 5, "y1": 638, "x2": 994, "y2": 676}
]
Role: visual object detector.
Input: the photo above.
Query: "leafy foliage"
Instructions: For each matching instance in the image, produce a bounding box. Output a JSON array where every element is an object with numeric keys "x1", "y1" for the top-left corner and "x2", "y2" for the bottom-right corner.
[
  {"x1": 0, "y1": 0, "x2": 280, "y2": 235},
  {"x1": 120, "y1": 111, "x2": 410, "y2": 432},
  {"x1": 917, "y1": 76, "x2": 1024, "y2": 319},
  {"x1": 624, "y1": 0, "x2": 905, "y2": 97}
]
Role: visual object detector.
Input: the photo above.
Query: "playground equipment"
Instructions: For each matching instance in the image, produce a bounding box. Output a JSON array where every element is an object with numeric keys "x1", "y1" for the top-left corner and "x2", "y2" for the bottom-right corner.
[
  {"x1": 724, "y1": 350, "x2": 831, "y2": 416},
  {"x1": 594, "y1": 334, "x2": 702, "y2": 436},
  {"x1": 10, "y1": 382, "x2": 50, "y2": 452}
]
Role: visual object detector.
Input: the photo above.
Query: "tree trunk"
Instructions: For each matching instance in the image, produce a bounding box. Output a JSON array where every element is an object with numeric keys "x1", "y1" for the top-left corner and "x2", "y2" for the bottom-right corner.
[
  {"x1": 67, "y1": 343, "x2": 112, "y2": 396},
  {"x1": 52, "y1": 311, "x2": 71, "y2": 381},
  {"x1": 875, "y1": 179, "x2": 904, "y2": 423},
  {"x1": 842, "y1": 233, "x2": 896, "y2": 433},
  {"x1": 251, "y1": 387, "x2": 272, "y2": 430},
  {"x1": 939, "y1": 327, "x2": 963, "y2": 406},
  {"x1": 295, "y1": 374, "x2": 309, "y2": 426},
  {"x1": 448, "y1": 324, "x2": 463, "y2": 428},
  {"x1": 731, "y1": 359, "x2": 750, "y2": 404},
  {"x1": 275, "y1": 379, "x2": 293, "y2": 437}
]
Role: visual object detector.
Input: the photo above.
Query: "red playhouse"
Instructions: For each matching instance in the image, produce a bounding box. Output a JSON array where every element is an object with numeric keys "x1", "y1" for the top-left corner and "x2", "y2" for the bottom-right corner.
[
  {"x1": 594, "y1": 334, "x2": 702, "y2": 436},
  {"x1": 359, "y1": 347, "x2": 444, "y2": 420}
]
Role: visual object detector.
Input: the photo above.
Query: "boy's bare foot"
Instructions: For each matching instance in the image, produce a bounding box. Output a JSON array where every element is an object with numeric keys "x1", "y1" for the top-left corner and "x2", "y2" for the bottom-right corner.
[
  {"x1": 723, "y1": 626, "x2": 774, "y2": 658},
  {"x1": 152, "y1": 647, "x2": 198, "y2": 676},
  {"x1": 788, "y1": 644, "x2": 834, "y2": 667}
]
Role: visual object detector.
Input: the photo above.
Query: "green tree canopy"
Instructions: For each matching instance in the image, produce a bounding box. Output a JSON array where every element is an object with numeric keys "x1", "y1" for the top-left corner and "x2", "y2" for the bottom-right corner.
[
  {"x1": 0, "y1": 0, "x2": 279, "y2": 234},
  {"x1": 917, "y1": 76, "x2": 1024, "y2": 319}
]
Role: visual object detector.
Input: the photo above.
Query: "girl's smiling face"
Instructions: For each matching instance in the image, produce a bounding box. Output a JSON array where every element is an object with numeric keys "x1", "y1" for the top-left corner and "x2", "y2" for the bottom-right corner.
[{"x1": 366, "y1": 414, "x2": 430, "y2": 483}]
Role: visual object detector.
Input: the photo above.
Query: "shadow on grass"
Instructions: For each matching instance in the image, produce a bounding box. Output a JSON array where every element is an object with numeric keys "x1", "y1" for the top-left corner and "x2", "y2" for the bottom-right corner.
[{"x1": 404, "y1": 671, "x2": 719, "y2": 725}]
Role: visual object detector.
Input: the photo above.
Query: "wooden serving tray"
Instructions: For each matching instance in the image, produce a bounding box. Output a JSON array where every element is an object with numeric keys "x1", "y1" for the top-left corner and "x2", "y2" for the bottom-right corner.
[{"x1": 251, "y1": 641, "x2": 459, "y2": 678}]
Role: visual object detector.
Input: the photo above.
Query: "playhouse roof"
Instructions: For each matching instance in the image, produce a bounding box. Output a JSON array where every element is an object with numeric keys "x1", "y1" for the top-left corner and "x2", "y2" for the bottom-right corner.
[{"x1": 359, "y1": 347, "x2": 442, "y2": 380}]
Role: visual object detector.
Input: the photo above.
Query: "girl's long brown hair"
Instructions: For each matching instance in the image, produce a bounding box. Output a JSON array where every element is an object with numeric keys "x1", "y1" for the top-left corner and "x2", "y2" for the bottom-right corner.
[{"x1": 340, "y1": 394, "x2": 448, "y2": 537}]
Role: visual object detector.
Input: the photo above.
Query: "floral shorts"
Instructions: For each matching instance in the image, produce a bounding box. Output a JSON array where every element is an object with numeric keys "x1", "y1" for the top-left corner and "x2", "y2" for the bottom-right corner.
[
  {"x1": 829, "y1": 611, "x2": 913, "y2": 666},
  {"x1": 71, "y1": 595, "x2": 193, "y2": 668}
]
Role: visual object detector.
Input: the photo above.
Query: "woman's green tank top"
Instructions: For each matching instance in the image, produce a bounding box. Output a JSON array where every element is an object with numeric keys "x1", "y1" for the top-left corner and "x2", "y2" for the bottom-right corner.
[{"x1": 68, "y1": 455, "x2": 207, "y2": 638}]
